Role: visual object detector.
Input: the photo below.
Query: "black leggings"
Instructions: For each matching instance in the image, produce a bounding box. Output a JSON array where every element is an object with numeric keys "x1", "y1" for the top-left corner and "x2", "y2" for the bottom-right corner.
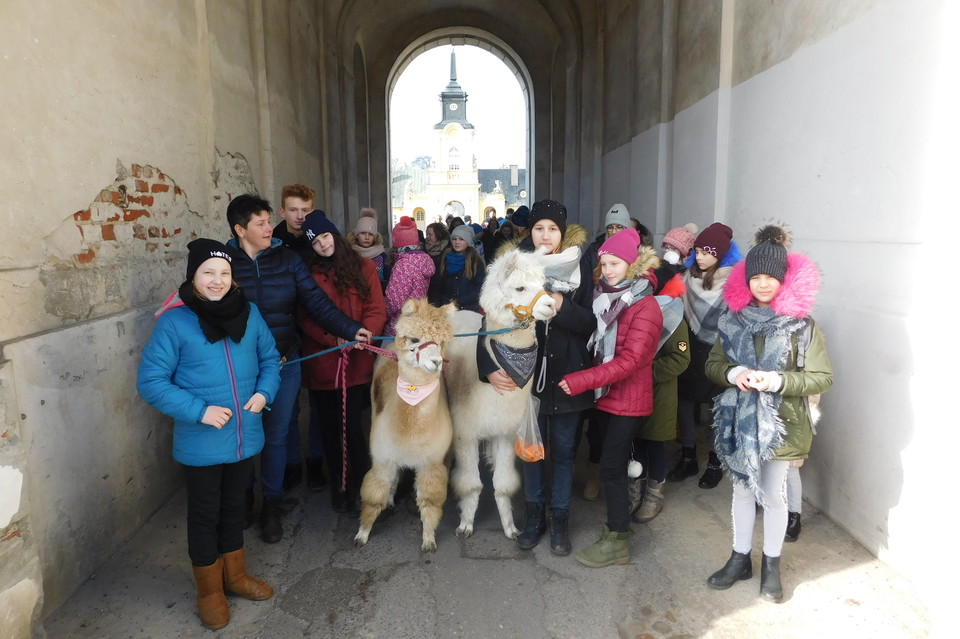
[
  {"x1": 632, "y1": 439, "x2": 667, "y2": 482},
  {"x1": 311, "y1": 385, "x2": 371, "y2": 497},
  {"x1": 183, "y1": 458, "x2": 253, "y2": 566},
  {"x1": 597, "y1": 411, "x2": 645, "y2": 532}
]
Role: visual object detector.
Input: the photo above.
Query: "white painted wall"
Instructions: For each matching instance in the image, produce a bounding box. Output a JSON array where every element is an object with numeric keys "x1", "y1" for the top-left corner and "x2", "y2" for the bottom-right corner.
[{"x1": 596, "y1": 0, "x2": 955, "y2": 625}]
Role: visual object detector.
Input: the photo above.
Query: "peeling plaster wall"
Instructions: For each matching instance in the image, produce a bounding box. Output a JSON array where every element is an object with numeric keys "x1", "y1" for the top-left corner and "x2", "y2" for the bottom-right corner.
[
  {"x1": 0, "y1": 0, "x2": 328, "y2": 627},
  {"x1": 589, "y1": 0, "x2": 954, "y2": 623}
]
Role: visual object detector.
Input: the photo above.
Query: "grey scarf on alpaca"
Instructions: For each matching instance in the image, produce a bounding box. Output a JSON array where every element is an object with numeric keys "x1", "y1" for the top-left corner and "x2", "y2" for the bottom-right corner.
[{"x1": 711, "y1": 305, "x2": 806, "y2": 505}]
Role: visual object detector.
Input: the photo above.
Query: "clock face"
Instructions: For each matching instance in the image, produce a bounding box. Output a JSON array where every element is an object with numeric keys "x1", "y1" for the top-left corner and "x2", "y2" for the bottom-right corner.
[
  {"x1": 519, "y1": 189, "x2": 527, "y2": 199},
  {"x1": 448, "y1": 103, "x2": 459, "y2": 111}
]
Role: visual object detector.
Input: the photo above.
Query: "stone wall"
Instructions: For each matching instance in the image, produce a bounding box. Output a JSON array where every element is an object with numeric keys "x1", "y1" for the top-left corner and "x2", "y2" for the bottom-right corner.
[
  {"x1": 0, "y1": 0, "x2": 327, "y2": 633},
  {"x1": 589, "y1": 0, "x2": 953, "y2": 625}
]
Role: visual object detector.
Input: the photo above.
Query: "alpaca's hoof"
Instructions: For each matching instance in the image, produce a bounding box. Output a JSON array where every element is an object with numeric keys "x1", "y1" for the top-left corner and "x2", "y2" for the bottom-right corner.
[
  {"x1": 503, "y1": 524, "x2": 520, "y2": 539},
  {"x1": 421, "y1": 538, "x2": 438, "y2": 552},
  {"x1": 455, "y1": 523, "x2": 474, "y2": 538},
  {"x1": 354, "y1": 531, "x2": 369, "y2": 547}
]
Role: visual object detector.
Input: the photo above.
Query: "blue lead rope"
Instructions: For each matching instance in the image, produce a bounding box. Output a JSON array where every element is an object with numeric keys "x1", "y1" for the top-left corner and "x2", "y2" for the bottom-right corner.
[{"x1": 279, "y1": 326, "x2": 517, "y2": 368}]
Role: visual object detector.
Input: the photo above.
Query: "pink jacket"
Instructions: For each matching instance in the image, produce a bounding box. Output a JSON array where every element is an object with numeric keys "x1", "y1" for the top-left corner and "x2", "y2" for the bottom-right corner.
[
  {"x1": 384, "y1": 249, "x2": 435, "y2": 335},
  {"x1": 562, "y1": 295, "x2": 663, "y2": 417}
]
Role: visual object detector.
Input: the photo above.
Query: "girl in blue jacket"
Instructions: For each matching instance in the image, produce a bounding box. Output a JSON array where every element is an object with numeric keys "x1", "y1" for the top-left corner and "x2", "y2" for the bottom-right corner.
[{"x1": 137, "y1": 239, "x2": 280, "y2": 630}]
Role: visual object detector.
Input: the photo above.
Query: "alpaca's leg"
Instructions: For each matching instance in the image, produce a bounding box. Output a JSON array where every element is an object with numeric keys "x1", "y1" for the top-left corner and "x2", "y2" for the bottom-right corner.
[
  {"x1": 354, "y1": 461, "x2": 398, "y2": 547},
  {"x1": 489, "y1": 434, "x2": 521, "y2": 538},
  {"x1": 415, "y1": 461, "x2": 449, "y2": 551},
  {"x1": 451, "y1": 436, "x2": 482, "y2": 537}
]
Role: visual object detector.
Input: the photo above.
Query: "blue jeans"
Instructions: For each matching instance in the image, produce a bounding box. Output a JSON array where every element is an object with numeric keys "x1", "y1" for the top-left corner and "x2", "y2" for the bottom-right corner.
[
  {"x1": 285, "y1": 389, "x2": 303, "y2": 465},
  {"x1": 260, "y1": 359, "x2": 301, "y2": 499},
  {"x1": 522, "y1": 411, "x2": 581, "y2": 510},
  {"x1": 285, "y1": 389, "x2": 325, "y2": 463}
]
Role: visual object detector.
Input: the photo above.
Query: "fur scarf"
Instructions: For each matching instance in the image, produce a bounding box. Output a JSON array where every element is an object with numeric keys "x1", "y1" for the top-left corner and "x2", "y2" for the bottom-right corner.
[{"x1": 711, "y1": 249, "x2": 821, "y2": 503}]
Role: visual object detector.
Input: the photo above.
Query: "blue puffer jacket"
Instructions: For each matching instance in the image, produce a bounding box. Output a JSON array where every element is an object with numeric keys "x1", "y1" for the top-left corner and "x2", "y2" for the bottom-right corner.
[
  {"x1": 137, "y1": 302, "x2": 281, "y2": 466},
  {"x1": 225, "y1": 238, "x2": 362, "y2": 359}
]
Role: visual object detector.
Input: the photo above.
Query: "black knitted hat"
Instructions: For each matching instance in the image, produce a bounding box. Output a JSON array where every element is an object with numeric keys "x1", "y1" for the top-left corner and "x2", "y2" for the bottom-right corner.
[
  {"x1": 186, "y1": 238, "x2": 232, "y2": 281},
  {"x1": 745, "y1": 224, "x2": 790, "y2": 282},
  {"x1": 528, "y1": 200, "x2": 568, "y2": 238}
]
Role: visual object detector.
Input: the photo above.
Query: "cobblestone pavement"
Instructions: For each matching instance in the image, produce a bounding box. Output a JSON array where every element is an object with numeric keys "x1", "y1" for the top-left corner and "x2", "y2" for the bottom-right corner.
[{"x1": 46, "y1": 444, "x2": 934, "y2": 639}]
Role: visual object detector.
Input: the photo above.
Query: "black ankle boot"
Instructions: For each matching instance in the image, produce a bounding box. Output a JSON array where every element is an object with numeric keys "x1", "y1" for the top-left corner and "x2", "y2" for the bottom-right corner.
[
  {"x1": 516, "y1": 502, "x2": 546, "y2": 550},
  {"x1": 306, "y1": 457, "x2": 327, "y2": 492},
  {"x1": 549, "y1": 509, "x2": 571, "y2": 556},
  {"x1": 698, "y1": 451, "x2": 723, "y2": 489},
  {"x1": 707, "y1": 550, "x2": 752, "y2": 589},
  {"x1": 259, "y1": 498, "x2": 283, "y2": 544},
  {"x1": 667, "y1": 447, "x2": 698, "y2": 482},
  {"x1": 784, "y1": 512, "x2": 801, "y2": 542},
  {"x1": 760, "y1": 554, "x2": 783, "y2": 602}
]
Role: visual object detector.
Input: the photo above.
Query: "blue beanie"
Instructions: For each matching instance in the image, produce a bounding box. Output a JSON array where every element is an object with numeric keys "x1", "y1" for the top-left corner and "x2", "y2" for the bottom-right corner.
[
  {"x1": 511, "y1": 205, "x2": 530, "y2": 228},
  {"x1": 302, "y1": 209, "x2": 340, "y2": 240}
]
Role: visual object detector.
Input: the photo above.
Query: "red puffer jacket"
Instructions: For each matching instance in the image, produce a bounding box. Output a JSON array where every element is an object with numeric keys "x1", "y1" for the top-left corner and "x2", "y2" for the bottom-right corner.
[
  {"x1": 561, "y1": 294, "x2": 663, "y2": 417},
  {"x1": 298, "y1": 258, "x2": 387, "y2": 390}
]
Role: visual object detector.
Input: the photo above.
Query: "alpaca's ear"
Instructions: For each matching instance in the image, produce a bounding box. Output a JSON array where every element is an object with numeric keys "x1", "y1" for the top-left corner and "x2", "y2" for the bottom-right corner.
[
  {"x1": 499, "y1": 249, "x2": 519, "y2": 272},
  {"x1": 441, "y1": 302, "x2": 459, "y2": 322},
  {"x1": 401, "y1": 298, "x2": 418, "y2": 316}
]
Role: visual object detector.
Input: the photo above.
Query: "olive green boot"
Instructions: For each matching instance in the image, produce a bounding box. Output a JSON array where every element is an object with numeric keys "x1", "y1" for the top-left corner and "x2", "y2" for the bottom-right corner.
[{"x1": 574, "y1": 525, "x2": 631, "y2": 568}]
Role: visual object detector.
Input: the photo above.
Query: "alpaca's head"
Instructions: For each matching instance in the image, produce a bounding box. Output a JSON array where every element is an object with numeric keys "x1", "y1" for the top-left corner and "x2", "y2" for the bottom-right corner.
[
  {"x1": 393, "y1": 299, "x2": 457, "y2": 374},
  {"x1": 481, "y1": 248, "x2": 556, "y2": 326}
]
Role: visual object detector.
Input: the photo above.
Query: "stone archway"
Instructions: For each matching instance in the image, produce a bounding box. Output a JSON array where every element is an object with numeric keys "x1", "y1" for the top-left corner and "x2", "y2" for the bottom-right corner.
[{"x1": 386, "y1": 29, "x2": 535, "y2": 218}]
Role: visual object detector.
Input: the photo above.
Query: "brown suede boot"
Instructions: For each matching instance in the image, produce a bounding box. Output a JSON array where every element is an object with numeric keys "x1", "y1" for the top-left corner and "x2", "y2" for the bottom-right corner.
[
  {"x1": 221, "y1": 548, "x2": 274, "y2": 600},
  {"x1": 192, "y1": 558, "x2": 230, "y2": 629}
]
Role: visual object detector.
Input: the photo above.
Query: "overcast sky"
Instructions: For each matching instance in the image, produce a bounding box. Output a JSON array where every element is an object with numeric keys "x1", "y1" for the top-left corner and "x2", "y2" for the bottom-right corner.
[{"x1": 390, "y1": 45, "x2": 527, "y2": 169}]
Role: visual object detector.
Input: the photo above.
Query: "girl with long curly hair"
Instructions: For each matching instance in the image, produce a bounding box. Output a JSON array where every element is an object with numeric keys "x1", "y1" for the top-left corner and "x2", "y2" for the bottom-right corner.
[{"x1": 297, "y1": 210, "x2": 386, "y2": 514}]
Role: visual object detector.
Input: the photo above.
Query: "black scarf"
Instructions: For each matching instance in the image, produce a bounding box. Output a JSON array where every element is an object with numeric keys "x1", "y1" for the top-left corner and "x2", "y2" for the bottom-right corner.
[{"x1": 179, "y1": 281, "x2": 251, "y2": 344}]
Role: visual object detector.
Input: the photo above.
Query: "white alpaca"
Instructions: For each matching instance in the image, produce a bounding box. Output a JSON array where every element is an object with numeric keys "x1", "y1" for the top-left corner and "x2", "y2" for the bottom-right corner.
[
  {"x1": 355, "y1": 299, "x2": 458, "y2": 551},
  {"x1": 445, "y1": 248, "x2": 557, "y2": 538}
]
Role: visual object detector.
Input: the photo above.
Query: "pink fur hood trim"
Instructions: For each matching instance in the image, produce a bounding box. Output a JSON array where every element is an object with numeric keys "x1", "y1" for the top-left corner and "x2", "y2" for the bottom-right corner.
[{"x1": 723, "y1": 252, "x2": 820, "y2": 318}]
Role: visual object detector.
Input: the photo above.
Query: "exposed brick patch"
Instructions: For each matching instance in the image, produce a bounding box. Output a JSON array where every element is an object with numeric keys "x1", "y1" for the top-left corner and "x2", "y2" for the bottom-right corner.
[
  {"x1": 1, "y1": 526, "x2": 22, "y2": 542},
  {"x1": 151, "y1": 183, "x2": 170, "y2": 193},
  {"x1": 139, "y1": 195, "x2": 155, "y2": 207},
  {"x1": 123, "y1": 209, "x2": 149, "y2": 222},
  {"x1": 101, "y1": 225, "x2": 116, "y2": 241},
  {"x1": 147, "y1": 226, "x2": 160, "y2": 238},
  {"x1": 135, "y1": 179, "x2": 149, "y2": 193},
  {"x1": 75, "y1": 249, "x2": 96, "y2": 264},
  {"x1": 131, "y1": 164, "x2": 142, "y2": 178},
  {"x1": 74, "y1": 210, "x2": 91, "y2": 222}
]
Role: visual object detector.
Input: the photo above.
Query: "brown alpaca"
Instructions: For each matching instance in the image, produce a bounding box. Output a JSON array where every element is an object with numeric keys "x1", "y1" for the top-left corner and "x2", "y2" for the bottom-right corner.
[{"x1": 355, "y1": 298, "x2": 458, "y2": 551}]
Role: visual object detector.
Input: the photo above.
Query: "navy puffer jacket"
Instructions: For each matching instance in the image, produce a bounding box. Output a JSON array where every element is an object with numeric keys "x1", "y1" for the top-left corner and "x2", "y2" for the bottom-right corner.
[{"x1": 226, "y1": 238, "x2": 362, "y2": 359}]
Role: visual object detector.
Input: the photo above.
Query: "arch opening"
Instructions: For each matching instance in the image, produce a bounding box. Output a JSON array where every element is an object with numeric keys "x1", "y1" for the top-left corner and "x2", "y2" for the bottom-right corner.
[{"x1": 386, "y1": 30, "x2": 533, "y2": 230}]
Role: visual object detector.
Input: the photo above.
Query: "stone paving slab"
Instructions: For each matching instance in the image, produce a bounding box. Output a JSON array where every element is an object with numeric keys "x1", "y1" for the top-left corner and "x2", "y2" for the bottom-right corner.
[{"x1": 45, "y1": 447, "x2": 934, "y2": 639}]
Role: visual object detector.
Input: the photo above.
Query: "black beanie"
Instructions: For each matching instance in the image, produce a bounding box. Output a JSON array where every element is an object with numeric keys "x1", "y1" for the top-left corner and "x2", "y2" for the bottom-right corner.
[
  {"x1": 528, "y1": 200, "x2": 568, "y2": 237},
  {"x1": 745, "y1": 225, "x2": 789, "y2": 282},
  {"x1": 186, "y1": 238, "x2": 232, "y2": 281}
]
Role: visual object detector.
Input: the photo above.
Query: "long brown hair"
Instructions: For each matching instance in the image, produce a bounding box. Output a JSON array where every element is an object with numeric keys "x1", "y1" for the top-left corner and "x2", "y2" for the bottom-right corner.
[
  {"x1": 440, "y1": 245, "x2": 485, "y2": 280},
  {"x1": 310, "y1": 234, "x2": 372, "y2": 299},
  {"x1": 689, "y1": 261, "x2": 720, "y2": 290}
]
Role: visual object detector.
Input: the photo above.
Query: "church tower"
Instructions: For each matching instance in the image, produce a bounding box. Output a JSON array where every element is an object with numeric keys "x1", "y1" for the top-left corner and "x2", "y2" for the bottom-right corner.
[{"x1": 426, "y1": 48, "x2": 480, "y2": 223}]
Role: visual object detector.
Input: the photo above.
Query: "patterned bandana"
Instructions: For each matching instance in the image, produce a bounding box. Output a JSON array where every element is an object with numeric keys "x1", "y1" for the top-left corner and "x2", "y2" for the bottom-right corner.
[
  {"x1": 395, "y1": 377, "x2": 440, "y2": 406},
  {"x1": 490, "y1": 338, "x2": 539, "y2": 388}
]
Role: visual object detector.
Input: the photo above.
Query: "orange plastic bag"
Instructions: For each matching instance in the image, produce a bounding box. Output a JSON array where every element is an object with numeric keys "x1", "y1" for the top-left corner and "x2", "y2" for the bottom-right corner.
[{"x1": 515, "y1": 396, "x2": 545, "y2": 462}]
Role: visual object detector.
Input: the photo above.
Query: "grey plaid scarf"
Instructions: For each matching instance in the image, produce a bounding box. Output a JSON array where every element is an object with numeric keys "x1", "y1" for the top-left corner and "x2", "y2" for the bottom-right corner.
[
  {"x1": 682, "y1": 266, "x2": 731, "y2": 344},
  {"x1": 587, "y1": 277, "x2": 652, "y2": 399},
  {"x1": 711, "y1": 305, "x2": 806, "y2": 504}
]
